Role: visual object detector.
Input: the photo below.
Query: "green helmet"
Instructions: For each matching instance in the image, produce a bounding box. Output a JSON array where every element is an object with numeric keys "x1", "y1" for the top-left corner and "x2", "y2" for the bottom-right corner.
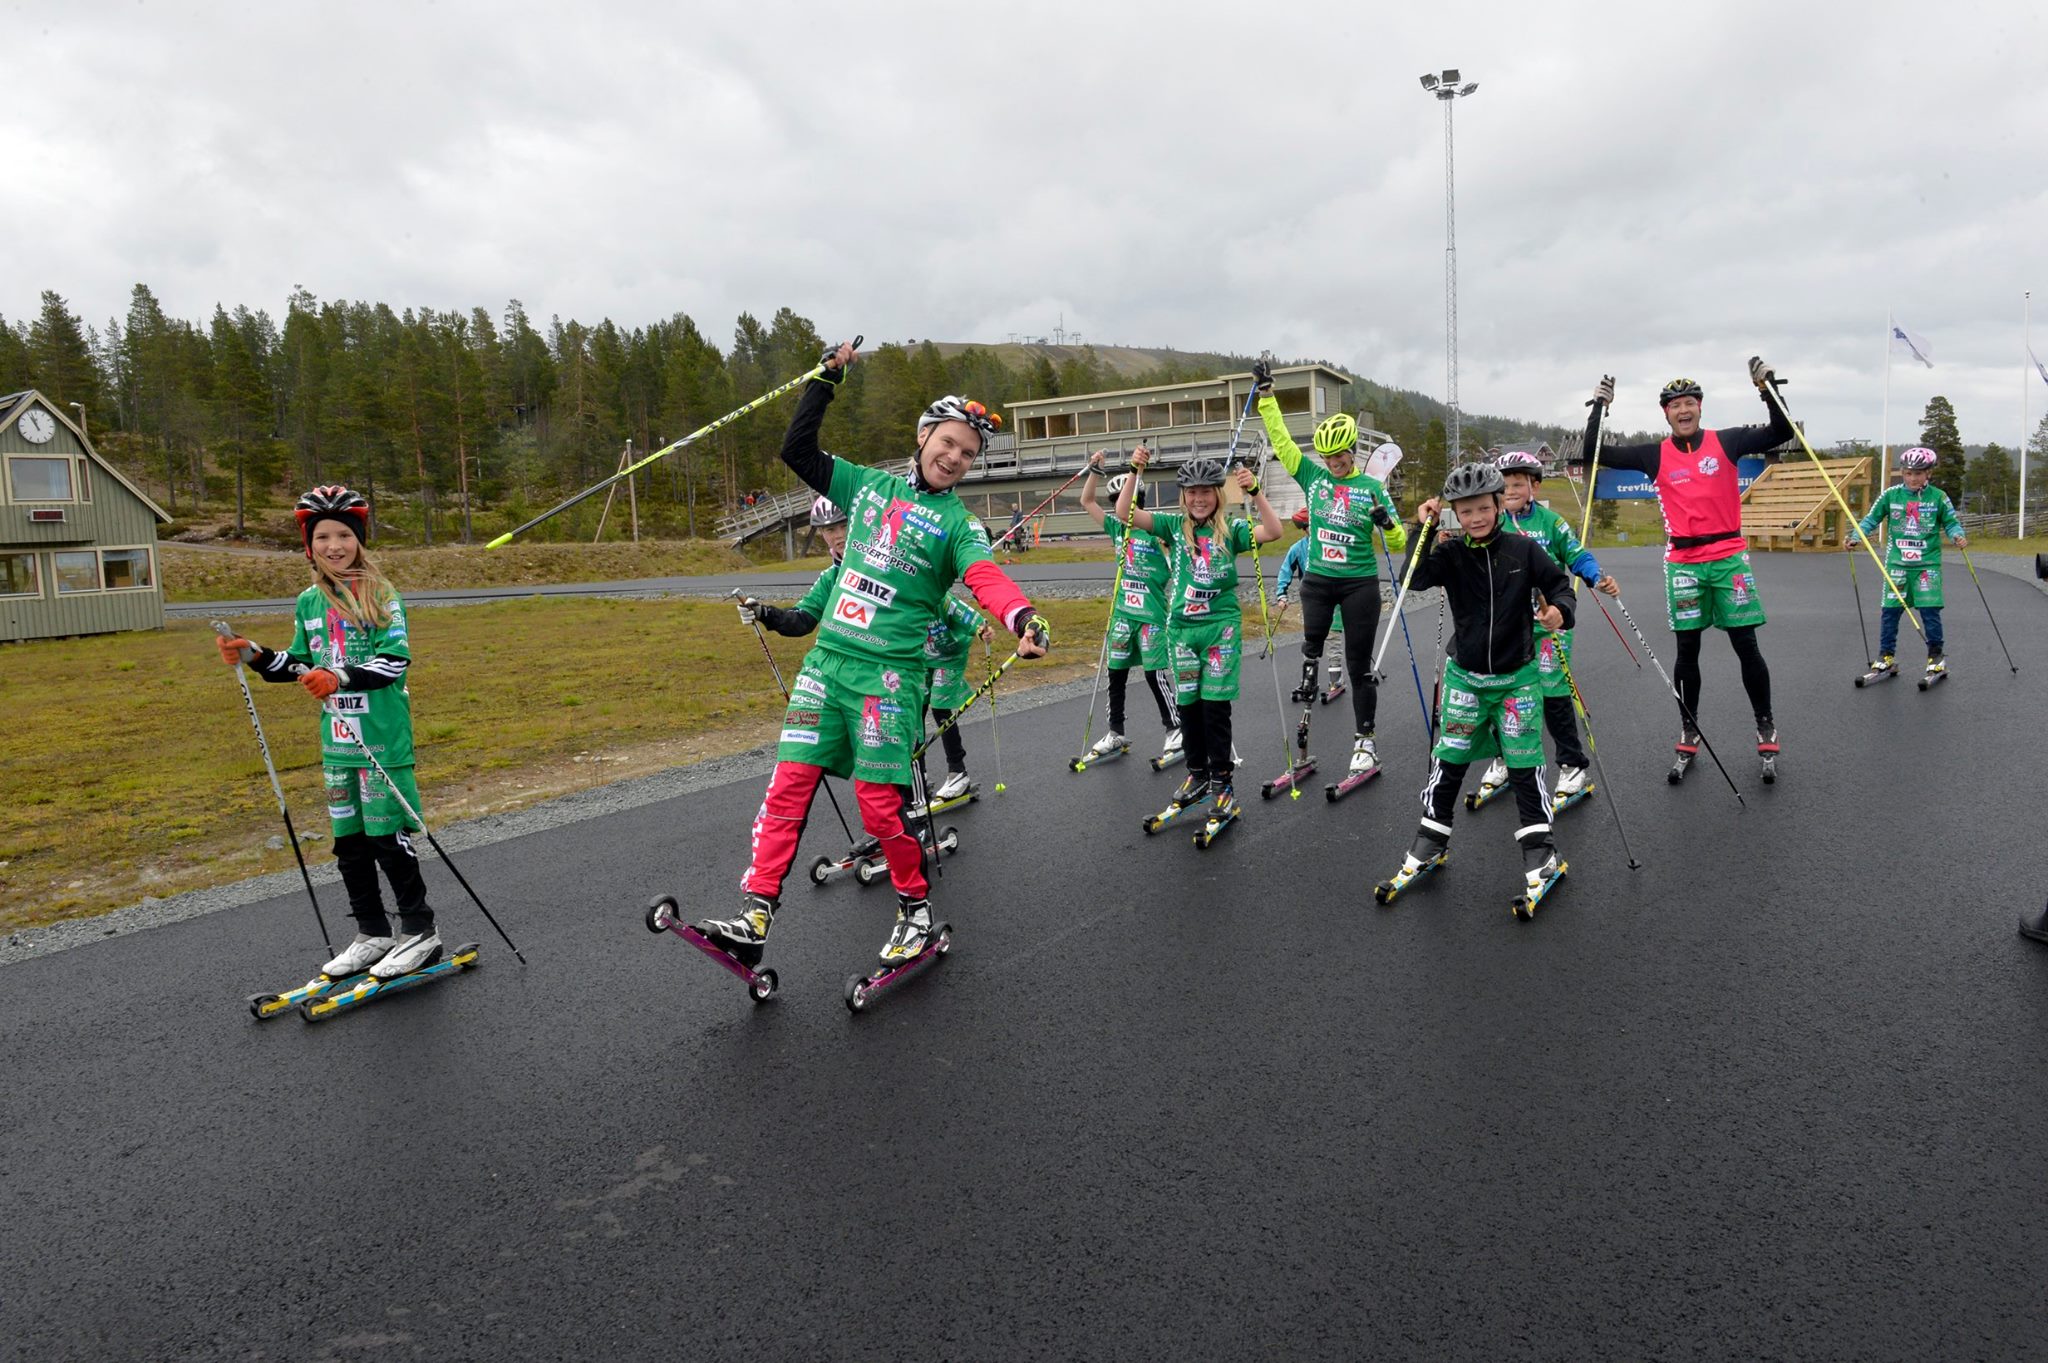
[
  {"x1": 1313, "y1": 413, "x2": 1359, "y2": 455},
  {"x1": 1659, "y1": 377, "x2": 1703, "y2": 407}
]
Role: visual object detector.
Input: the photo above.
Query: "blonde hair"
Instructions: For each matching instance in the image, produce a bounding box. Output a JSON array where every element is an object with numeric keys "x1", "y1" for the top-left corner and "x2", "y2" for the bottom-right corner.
[
  {"x1": 1180, "y1": 481, "x2": 1235, "y2": 561},
  {"x1": 309, "y1": 537, "x2": 397, "y2": 630}
]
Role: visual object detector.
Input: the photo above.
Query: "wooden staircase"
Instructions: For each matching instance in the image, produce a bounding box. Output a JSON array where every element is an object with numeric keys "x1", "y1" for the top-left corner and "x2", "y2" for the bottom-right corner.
[{"x1": 1740, "y1": 457, "x2": 1874, "y2": 551}]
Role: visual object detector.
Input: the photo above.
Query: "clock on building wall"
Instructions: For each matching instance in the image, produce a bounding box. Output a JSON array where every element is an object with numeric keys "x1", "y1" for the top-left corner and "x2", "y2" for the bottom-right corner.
[{"x1": 18, "y1": 407, "x2": 56, "y2": 443}]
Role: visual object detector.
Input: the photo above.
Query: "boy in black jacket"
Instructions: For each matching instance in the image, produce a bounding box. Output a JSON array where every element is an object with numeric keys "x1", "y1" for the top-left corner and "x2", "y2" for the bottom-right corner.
[{"x1": 1388, "y1": 462, "x2": 1578, "y2": 909}]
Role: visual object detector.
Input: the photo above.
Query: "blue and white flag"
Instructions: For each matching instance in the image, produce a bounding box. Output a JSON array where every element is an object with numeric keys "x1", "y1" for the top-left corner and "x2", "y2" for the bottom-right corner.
[
  {"x1": 2031, "y1": 346, "x2": 2048, "y2": 388},
  {"x1": 1890, "y1": 321, "x2": 1934, "y2": 369}
]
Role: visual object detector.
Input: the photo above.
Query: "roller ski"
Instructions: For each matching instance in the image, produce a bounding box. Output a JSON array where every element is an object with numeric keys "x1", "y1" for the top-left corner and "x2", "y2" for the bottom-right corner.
[
  {"x1": 808, "y1": 834, "x2": 881, "y2": 887},
  {"x1": 1855, "y1": 653, "x2": 1898, "y2": 688},
  {"x1": 845, "y1": 896, "x2": 951, "y2": 1012},
  {"x1": 1464, "y1": 758, "x2": 1509, "y2": 811},
  {"x1": 905, "y1": 771, "x2": 978, "y2": 819},
  {"x1": 1917, "y1": 656, "x2": 1947, "y2": 691},
  {"x1": 1668, "y1": 727, "x2": 1700, "y2": 785},
  {"x1": 299, "y1": 939, "x2": 482, "y2": 1022},
  {"x1": 650, "y1": 894, "x2": 780, "y2": 1003},
  {"x1": 1144, "y1": 774, "x2": 1211, "y2": 834},
  {"x1": 1321, "y1": 661, "x2": 1347, "y2": 706},
  {"x1": 1262, "y1": 709, "x2": 1316, "y2": 799},
  {"x1": 1324, "y1": 734, "x2": 1382, "y2": 803},
  {"x1": 1550, "y1": 766, "x2": 1595, "y2": 816},
  {"x1": 247, "y1": 933, "x2": 393, "y2": 1019},
  {"x1": 1373, "y1": 845, "x2": 1448, "y2": 906},
  {"x1": 1148, "y1": 727, "x2": 1186, "y2": 771},
  {"x1": 1510, "y1": 851, "x2": 1567, "y2": 920},
  {"x1": 1756, "y1": 724, "x2": 1779, "y2": 784},
  {"x1": 1070, "y1": 730, "x2": 1131, "y2": 771},
  {"x1": 1192, "y1": 784, "x2": 1241, "y2": 849}
]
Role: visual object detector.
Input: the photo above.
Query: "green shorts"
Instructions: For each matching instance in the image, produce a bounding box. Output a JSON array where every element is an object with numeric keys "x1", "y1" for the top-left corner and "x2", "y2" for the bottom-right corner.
[
  {"x1": 1433, "y1": 659, "x2": 1546, "y2": 768},
  {"x1": 1533, "y1": 625, "x2": 1573, "y2": 700},
  {"x1": 1168, "y1": 618, "x2": 1242, "y2": 704},
  {"x1": 776, "y1": 648, "x2": 928, "y2": 784},
  {"x1": 1666, "y1": 551, "x2": 1766, "y2": 631},
  {"x1": 1888, "y1": 560, "x2": 1945, "y2": 609},
  {"x1": 324, "y1": 763, "x2": 422, "y2": 839},
  {"x1": 1108, "y1": 613, "x2": 1170, "y2": 671},
  {"x1": 927, "y1": 654, "x2": 975, "y2": 711}
]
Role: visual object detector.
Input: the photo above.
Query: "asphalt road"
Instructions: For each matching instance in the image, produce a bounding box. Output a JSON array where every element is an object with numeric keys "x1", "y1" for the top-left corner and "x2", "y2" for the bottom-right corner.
[{"x1": 8, "y1": 553, "x2": 2047, "y2": 1361}]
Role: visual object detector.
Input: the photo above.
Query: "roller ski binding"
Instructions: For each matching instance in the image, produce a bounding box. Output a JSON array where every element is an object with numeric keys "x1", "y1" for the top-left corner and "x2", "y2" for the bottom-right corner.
[
  {"x1": 1145, "y1": 774, "x2": 1210, "y2": 834},
  {"x1": 1374, "y1": 844, "x2": 1448, "y2": 906},
  {"x1": 1551, "y1": 766, "x2": 1595, "y2": 815},
  {"x1": 906, "y1": 771, "x2": 978, "y2": 819},
  {"x1": 1917, "y1": 656, "x2": 1947, "y2": 691},
  {"x1": 247, "y1": 934, "x2": 392, "y2": 1019},
  {"x1": 1193, "y1": 783, "x2": 1241, "y2": 849},
  {"x1": 652, "y1": 894, "x2": 779, "y2": 1003},
  {"x1": 1262, "y1": 710, "x2": 1316, "y2": 799},
  {"x1": 1511, "y1": 851, "x2": 1567, "y2": 920},
  {"x1": 1464, "y1": 759, "x2": 1508, "y2": 811},
  {"x1": 1755, "y1": 723, "x2": 1778, "y2": 784},
  {"x1": 298, "y1": 940, "x2": 482, "y2": 1022},
  {"x1": 1070, "y1": 730, "x2": 1131, "y2": 771},
  {"x1": 1855, "y1": 653, "x2": 1898, "y2": 688},
  {"x1": 1321, "y1": 660, "x2": 1347, "y2": 706},
  {"x1": 1149, "y1": 727, "x2": 1186, "y2": 771},
  {"x1": 845, "y1": 902, "x2": 952, "y2": 1013},
  {"x1": 1325, "y1": 734, "x2": 1381, "y2": 802},
  {"x1": 1668, "y1": 726, "x2": 1700, "y2": 785}
]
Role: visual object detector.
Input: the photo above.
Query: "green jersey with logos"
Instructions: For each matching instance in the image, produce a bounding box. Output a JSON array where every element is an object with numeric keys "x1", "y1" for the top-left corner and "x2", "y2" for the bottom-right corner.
[
  {"x1": 283, "y1": 585, "x2": 415, "y2": 769},
  {"x1": 1150, "y1": 512, "x2": 1255, "y2": 626},
  {"x1": 815, "y1": 461, "x2": 995, "y2": 666},
  {"x1": 1259, "y1": 395, "x2": 1405, "y2": 578},
  {"x1": 1858, "y1": 483, "x2": 1964, "y2": 575},
  {"x1": 793, "y1": 564, "x2": 835, "y2": 620},
  {"x1": 924, "y1": 591, "x2": 983, "y2": 668},
  {"x1": 1103, "y1": 512, "x2": 1170, "y2": 626}
]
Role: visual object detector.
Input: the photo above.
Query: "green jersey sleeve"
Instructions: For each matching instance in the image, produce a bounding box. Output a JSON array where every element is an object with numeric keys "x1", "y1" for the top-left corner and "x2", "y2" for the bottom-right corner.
[
  {"x1": 794, "y1": 564, "x2": 836, "y2": 620},
  {"x1": 1257, "y1": 395, "x2": 1308, "y2": 480}
]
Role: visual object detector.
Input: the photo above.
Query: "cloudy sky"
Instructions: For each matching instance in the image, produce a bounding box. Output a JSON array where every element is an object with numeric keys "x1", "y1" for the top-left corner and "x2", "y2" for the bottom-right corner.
[{"x1": 9, "y1": 0, "x2": 2046, "y2": 446}]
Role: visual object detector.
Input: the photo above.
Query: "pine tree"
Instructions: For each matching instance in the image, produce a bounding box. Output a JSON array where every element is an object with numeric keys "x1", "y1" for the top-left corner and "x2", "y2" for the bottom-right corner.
[
  {"x1": 210, "y1": 305, "x2": 274, "y2": 534},
  {"x1": 1917, "y1": 395, "x2": 1966, "y2": 496},
  {"x1": 27, "y1": 291, "x2": 101, "y2": 413}
]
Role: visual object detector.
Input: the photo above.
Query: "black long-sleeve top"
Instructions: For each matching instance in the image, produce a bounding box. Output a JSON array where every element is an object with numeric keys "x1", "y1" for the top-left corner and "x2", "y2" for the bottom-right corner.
[{"x1": 1409, "y1": 523, "x2": 1577, "y2": 676}]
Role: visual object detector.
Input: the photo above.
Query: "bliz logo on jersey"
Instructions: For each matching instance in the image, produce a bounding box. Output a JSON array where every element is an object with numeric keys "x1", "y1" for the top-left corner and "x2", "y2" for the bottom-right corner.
[
  {"x1": 833, "y1": 597, "x2": 876, "y2": 630},
  {"x1": 1316, "y1": 526, "x2": 1355, "y2": 547},
  {"x1": 327, "y1": 693, "x2": 368, "y2": 715},
  {"x1": 840, "y1": 568, "x2": 896, "y2": 607}
]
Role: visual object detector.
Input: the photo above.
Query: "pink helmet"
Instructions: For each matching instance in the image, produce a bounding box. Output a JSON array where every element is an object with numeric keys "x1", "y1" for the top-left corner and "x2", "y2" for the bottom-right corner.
[{"x1": 1898, "y1": 447, "x2": 1937, "y2": 472}]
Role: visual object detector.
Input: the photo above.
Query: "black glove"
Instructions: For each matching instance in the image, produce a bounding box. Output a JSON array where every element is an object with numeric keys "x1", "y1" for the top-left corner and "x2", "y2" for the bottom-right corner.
[
  {"x1": 1017, "y1": 612, "x2": 1051, "y2": 649},
  {"x1": 1251, "y1": 358, "x2": 1274, "y2": 394},
  {"x1": 1371, "y1": 504, "x2": 1396, "y2": 531}
]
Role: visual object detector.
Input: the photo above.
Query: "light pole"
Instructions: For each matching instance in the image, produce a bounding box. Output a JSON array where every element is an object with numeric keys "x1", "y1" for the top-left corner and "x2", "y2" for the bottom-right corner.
[{"x1": 1420, "y1": 68, "x2": 1478, "y2": 462}]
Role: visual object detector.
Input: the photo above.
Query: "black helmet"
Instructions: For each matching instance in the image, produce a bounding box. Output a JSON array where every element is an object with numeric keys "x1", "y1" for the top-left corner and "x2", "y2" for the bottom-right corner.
[
  {"x1": 1178, "y1": 457, "x2": 1228, "y2": 489},
  {"x1": 295, "y1": 485, "x2": 370, "y2": 555},
  {"x1": 1442, "y1": 462, "x2": 1504, "y2": 501},
  {"x1": 1659, "y1": 377, "x2": 1703, "y2": 407}
]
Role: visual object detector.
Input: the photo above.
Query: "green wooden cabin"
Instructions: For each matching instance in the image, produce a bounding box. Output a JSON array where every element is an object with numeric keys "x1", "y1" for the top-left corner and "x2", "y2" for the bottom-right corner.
[{"x1": 0, "y1": 391, "x2": 171, "y2": 642}]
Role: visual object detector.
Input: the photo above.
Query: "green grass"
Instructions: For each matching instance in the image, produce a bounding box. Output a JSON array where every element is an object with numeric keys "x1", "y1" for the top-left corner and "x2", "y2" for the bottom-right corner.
[
  {"x1": 0, "y1": 596, "x2": 1109, "y2": 930},
  {"x1": 160, "y1": 539, "x2": 754, "y2": 602}
]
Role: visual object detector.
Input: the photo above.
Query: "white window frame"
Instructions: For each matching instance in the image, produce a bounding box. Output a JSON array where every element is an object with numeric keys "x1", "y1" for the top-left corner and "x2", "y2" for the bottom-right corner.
[
  {"x1": 0, "y1": 549, "x2": 41, "y2": 598},
  {"x1": 52, "y1": 549, "x2": 100, "y2": 594},
  {"x1": 97, "y1": 544, "x2": 157, "y2": 592},
  {"x1": 7, "y1": 455, "x2": 76, "y2": 503}
]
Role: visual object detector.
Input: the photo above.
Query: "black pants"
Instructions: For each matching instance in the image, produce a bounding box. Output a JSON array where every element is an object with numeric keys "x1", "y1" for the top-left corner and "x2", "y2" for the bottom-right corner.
[
  {"x1": 1673, "y1": 625, "x2": 1773, "y2": 728},
  {"x1": 1300, "y1": 572, "x2": 1381, "y2": 734},
  {"x1": 1178, "y1": 696, "x2": 1234, "y2": 782},
  {"x1": 1415, "y1": 757, "x2": 1554, "y2": 859},
  {"x1": 1543, "y1": 694, "x2": 1588, "y2": 769},
  {"x1": 928, "y1": 706, "x2": 966, "y2": 772},
  {"x1": 334, "y1": 830, "x2": 432, "y2": 936},
  {"x1": 1109, "y1": 666, "x2": 1177, "y2": 734}
]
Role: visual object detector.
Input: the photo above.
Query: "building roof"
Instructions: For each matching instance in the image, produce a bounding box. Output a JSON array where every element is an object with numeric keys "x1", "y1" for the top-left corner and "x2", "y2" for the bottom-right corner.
[
  {"x1": 0, "y1": 390, "x2": 173, "y2": 522},
  {"x1": 1007, "y1": 362, "x2": 1355, "y2": 414}
]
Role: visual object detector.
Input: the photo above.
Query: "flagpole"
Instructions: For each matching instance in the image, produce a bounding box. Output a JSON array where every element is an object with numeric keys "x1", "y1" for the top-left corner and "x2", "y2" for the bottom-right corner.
[
  {"x1": 2024, "y1": 290, "x2": 2032, "y2": 540},
  {"x1": 1881, "y1": 310, "x2": 1893, "y2": 489}
]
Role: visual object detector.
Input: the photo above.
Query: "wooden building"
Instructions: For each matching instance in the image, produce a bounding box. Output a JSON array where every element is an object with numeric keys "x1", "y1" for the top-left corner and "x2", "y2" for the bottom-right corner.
[{"x1": 0, "y1": 391, "x2": 171, "y2": 642}]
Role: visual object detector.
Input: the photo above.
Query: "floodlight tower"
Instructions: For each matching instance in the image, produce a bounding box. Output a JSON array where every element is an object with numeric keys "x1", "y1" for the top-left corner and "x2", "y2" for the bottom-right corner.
[{"x1": 1420, "y1": 68, "x2": 1479, "y2": 458}]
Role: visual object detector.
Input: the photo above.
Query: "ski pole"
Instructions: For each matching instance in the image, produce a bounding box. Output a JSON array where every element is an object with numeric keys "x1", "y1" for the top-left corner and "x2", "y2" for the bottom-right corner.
[
  {"x1": 1579, "y1": 377, "x2": 1614, "y2": 548},
  {"x1": 1757, "y1": 369, "x2": 1923, "y2": 635},
  {"x1": 1607, "y1": 591, "x2": 1746, "y2": 808},
  {"x1": 1432, "y1": 591, "x2": 1446, "y2": 727},
  {"x1": 212, "y1": 622, "x2": 334, "y2": 953},
  {"x1": 912, "y1": 617, "x2": 1049, "y2": 762},
  {"x1": 1372, "y1": 513, "x2": 1438, "y2": 676},
  {"x1": 987, "y1": 464, "x2": 1095, "y2": 555},
  {"x1": 485, "y1": 336, "x2": 860, "y2": 549},
  {"x1": 1588, "y1": 591, "x2": 1639, "y2": 667},
  {"x1": 982, "y1": 632, "x2": 1008, "y2": 792},
  {"x1": 726, "y1": 589, "x2": 858, "y2": 846},
  {"x1": 1259, "y1": 598, "x2": 1292, "y2": 657},
  {"x1": 1548, "y1": 609, "x2": 1644, "y2": 871},
  {"x1": 1957, "y1": 542, "x2": 2018, "y2": 673},
  {"x1": 1232, "y1": 385, "x2": 1297, "y2": 801},
  {"x1": 1844, "y1": 537, "x2": 1875, "y2": 665},
  {"x1": 335, "y1": 716, "x2": 526, "y2": 963},
  {"x1": 1075, "y1": 453, "x2": 1147, "y2": 760},
  {"x1": 1382, "y1": 546, "x2": 1435, "y2": 741}
]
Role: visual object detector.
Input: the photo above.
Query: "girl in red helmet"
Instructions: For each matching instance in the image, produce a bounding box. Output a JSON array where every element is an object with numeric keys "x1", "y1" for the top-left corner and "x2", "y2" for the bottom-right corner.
[{"x1": 215, "y1": 487, "x2": 440, "y2": 980}]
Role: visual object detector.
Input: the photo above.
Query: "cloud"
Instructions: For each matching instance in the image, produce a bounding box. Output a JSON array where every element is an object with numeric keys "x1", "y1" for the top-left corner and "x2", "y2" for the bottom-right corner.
[{"x1": 8, "y1": 0, "x2": 2046, "y2": 445}]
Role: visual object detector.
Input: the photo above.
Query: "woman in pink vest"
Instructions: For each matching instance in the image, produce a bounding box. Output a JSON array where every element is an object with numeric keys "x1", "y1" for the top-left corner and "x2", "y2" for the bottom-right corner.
[{"x1": 1583, "y1": 360, "x2": 1791, "y2": 780}]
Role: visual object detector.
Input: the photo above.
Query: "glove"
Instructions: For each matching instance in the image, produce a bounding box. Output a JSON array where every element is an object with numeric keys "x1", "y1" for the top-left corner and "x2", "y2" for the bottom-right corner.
[
  {"x1": 1251, "y1": 358, "x2": 1274, "y2": 394},
  {"x1": 735, "y1": 596, "x2": 764, "y2": 626},
  {"x1": 1593, "y1": 376, "x2": 1615, "y2": 408},
  {"x1": 1845, "y1": 528, "x2": 1861, "y2": 547},
  {"x1": 1748, "y1": 355, "x2": 1775, "y2": 387},
  {"x1": 299, "y1": 668, "x2": 343, "y2": 700},
  {"x1": 216, "y1": 634, "x2": 258, "y2": 666},
  {"x1": 1371, "y1": 504, "x2": 1396, "y2": 531},
  {"x1": 1017, "y1": 612, "x2": 1051, "y2": 649}
]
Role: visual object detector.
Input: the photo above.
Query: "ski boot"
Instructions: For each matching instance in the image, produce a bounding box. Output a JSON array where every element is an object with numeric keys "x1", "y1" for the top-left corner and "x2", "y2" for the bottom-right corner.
[
  {"x1": 878, "y1": 894, "x2": 935, "y2": 967},
  {"x1": 2020, "y1": 903, "x2": 2048, "y2": 945},
  {"x1": 370, "y1": 930, "x2": 443, "y2": 979},
  {"x1": 845, "y1": 905, "x2": 953, "y2": 1013},
  {"x1": 1552, "y1": 764, "x2": 1595, "y2": 814},
  {"x1": 1291, "y1": 659, "x2": 1319, "y2": 704},
  {"x1": 1151, "y1": 726, "x2": 1186, "y2": 771},
  {"x1": 300, "y1": 940, "x2": 482, "y2": 1022},
  {"x1": 1511, "y1": 847, "x2": 1567, "y2": 920},
  {"x1": 1465, "y1": 757, "x2": 1509, "y2": 810},
  {"x1": 1321, "y1": 659, "x2": 1347, "y2": 705},
  {"x1": 1326, "y1": 733, "x2": 1381, "y2": 802},
  {"x1": 1855, "y1": 653, "x2": 1898, "y2": 688},
  {"x1": 1756, "y1": 721, "x2": 1779, "y2": 784},
  {"x1": 1668, "y1": 726, "x2": 1700, "y2": 785},
  {"x1": 1918, "y1": 653, "x2": 1948, "y2": 692},
  {"x1": 1071, "y1": 730, "x2": 1131, "y2": 771},
  {"x1": 1374, "y1": 832, "x2": 1449, "y2": 906},
  {"x1": 907, "y1": 770, "x2": 977, "y2": 819},
  {"x1": 691, "y1": 894, "x2": 776, "y2": 969},
  {"x1": 1193, "y1": 782, "x2": 1241, "y2": 849},
  {"x1": 1145, "y1": 774, "x2": 1211, "y2": 834}
]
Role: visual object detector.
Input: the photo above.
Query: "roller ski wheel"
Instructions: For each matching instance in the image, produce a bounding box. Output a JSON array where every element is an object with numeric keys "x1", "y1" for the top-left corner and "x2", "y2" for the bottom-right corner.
[
  {"x1": 1320, "y1": 681, "x2": 1347, "y2": 706},
  {"x1": 1918, "y1": 662, "x2": 1947, "y2": 692},
  {"x1": 1855, "y1": 663, "x2": 1899, "y2": 688},
  {"x1": 1145, "y1": 780, "x2": 1208, "y2": 834},
  {"x1": 1260, "y1": 759, "x2": 1316, "y2": 800},
  {"x1": 808, "y1": 854, "x2": 836, "y2": 885},
  {"x1": 299, "y1": 942, "x2": 481, "y2": 1023},
  {"x1": 248, "y1": 967, "x2": 363, "y2": 1021},
  {"x1": 1192, "y1": 794, "x2": 1240, "y2": 849},
  {"x1": 1149, "y1": 749, "x2": 1186, "y2": 772},
  {"x1": 660, "y1": 912, "x2": 780, "y2": 1004},
  {"x1": 1756, "y1": 728, "x2": 1779, "y2": 785},
  {"x1": 1463, "y1": 779, "x2": 1507, "y2": 812},
  {"x1": 1070, "y1": 743, "x2": 1130, "y2": 772},
  {"x1": 1511, "y1": 860, "x2": 1568, "y2": 921},
  {"x1": 1551, "y1": 782, "x2": 1596, "y2": 816},
  {"x1": 1324, "y1": 765, "x2": 1381, "y2": 802},
  {"x1": 844, "y1": 923, "x2": 951, "y2": 1013},
  {"x1": 1373, "y1": 851, "x2": 1447, "y2": 906}
]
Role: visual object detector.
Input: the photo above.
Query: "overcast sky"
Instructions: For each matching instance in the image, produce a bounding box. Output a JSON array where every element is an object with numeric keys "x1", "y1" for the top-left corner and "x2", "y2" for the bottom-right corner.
[{"x1": 9, "y1": 0, "x2": 2046, "y2": 447}]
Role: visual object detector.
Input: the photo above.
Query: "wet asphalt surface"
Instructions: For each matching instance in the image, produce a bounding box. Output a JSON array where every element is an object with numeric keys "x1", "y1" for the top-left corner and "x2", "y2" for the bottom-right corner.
[{"x1": 6, "y1": 551, "x2": 2048, "y2": 1361}]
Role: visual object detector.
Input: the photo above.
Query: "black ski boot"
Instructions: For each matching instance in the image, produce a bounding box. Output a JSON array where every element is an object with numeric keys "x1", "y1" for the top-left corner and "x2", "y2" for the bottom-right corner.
[{"x1": 695, "y1": 894, "x2": 776, "y2": 967}]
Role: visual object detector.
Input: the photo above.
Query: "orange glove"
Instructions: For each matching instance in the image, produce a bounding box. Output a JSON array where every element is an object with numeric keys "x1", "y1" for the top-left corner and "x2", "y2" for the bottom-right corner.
[
  {"x1": 217, "y1": 635, "x2": 256, "y2": 665},
  {"x1": 299, "y1": 668, "x2": 342, "y2": 699}
]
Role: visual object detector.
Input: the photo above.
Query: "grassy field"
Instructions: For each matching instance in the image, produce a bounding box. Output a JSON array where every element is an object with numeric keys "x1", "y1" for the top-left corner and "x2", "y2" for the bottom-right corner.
[
  {"x1": 161, "y1": 539, "x2": 756, "y2": 602},
  {"x1": 1, "y1": 596, "x2": 1108, "y2": 930}
]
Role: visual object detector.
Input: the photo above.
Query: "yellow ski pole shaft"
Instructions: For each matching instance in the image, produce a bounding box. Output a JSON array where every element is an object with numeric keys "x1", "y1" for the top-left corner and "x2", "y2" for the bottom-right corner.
[
  {"x1": 484, "y1": 336, "x2": 860, "y2": 549},
  {"x1": 913, "y1": 618, "x2": 1048, "y2": 764},
  {"x1": 1578, "y1": 377, "x2": 1614, "y2": 548},
  {"x1": 1756, "y1": 371, "x2": 1923, "y2": 636}
]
